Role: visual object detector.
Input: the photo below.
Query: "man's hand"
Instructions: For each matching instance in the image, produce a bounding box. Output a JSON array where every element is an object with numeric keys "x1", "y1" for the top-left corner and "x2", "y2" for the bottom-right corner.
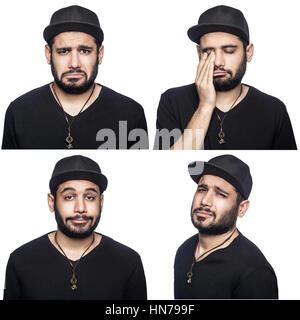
[{"x1": 195, "y1": 52, "x2": 216, "y2": 110}]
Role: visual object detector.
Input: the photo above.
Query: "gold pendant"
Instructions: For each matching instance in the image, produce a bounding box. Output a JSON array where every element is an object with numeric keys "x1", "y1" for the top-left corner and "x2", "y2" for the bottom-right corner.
[
  {"x1": 66, "y1": 134, "x2": 74, "y2": 149},
  {"x1": 217, "y1": 130, "x2": 225, "y2": 144},
  {"x1": 187, "y1": 271, "x2": 193, "y2": 284},
  {"x1": 70, "y1": 275, "x2": 77, "y2": 291}
]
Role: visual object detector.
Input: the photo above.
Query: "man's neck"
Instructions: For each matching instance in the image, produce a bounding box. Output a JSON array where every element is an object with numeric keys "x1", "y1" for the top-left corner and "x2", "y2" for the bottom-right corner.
[
  {"x1": 215, "y1": 84, "x2": 248, "y2": 112},
  {"x1": 50, "y1": 82, "x2": 101, "y2": 116},
  {"x1": 195, "y1": 228, "x2": 239, "y2": 260},
  {"x1": 49, "y1": 230, "x2": 101, "y2": 261}
]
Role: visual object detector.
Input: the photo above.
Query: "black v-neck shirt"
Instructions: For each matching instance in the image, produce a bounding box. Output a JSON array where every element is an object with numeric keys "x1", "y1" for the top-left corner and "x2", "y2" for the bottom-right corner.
[
  {"x1": 174, "y1": 232, "x2": 278, "y2": 299},
  {"x1": 155, "y1": 84, "x2": 297, "y2": 149},
  {"x1": 2, "y1": 84, "x2": 148, "y2": 149},
  {"x1": 4, "y1": 233, "x2": 147, "y2": 300}
]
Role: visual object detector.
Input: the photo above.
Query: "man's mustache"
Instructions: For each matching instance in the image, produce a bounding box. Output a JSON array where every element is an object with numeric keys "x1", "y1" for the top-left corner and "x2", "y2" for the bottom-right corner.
[
  {"x1": 192, "y1": 207, "x2": 216, "y2": 218},
  {"x1": 66, "y1": 215, "x2": 93, "y2": 222}
]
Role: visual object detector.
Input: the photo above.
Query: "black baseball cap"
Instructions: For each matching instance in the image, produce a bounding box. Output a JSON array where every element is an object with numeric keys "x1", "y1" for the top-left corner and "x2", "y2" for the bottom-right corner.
[
  {"x1": 49, "y1": 155, "x2": 108, "y2": 195},
  {"x1": 187, "y1": 5, "x2": 249, "y2": 45},
  {"x1": 43, "y1": 5, "x2": 104, "y2": 44},
  {"x1": 188, "y1": 154, "x2": 252, "y2": 199}
]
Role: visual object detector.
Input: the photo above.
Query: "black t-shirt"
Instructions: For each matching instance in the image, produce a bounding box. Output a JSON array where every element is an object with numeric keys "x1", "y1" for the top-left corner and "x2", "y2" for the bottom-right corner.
[
  {"x1": 2, "y1": 84, "x2": 148, "y2": 149},
  {"x1": 174, "y1": 232, "x2": 278, "y2": 299},
  {"x1": 155, "y1": 84, "x2": 297, "y2": 149},
  {"x1": 4, "y1": 233, "x2": 147, "y2": 300}
]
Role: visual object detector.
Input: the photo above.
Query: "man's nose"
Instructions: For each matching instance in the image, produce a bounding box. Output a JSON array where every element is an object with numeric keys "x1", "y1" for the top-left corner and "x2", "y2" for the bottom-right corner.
[
  {"x1": 214, "y1": 49, "x2": 225, "y2": 68},
  {"x1": 68, "y1": 50, "x2": 81, "y2": 69},
  {"x1": 74, "y1": 196, "x2": 87, "y2": 213},
  {"x1": 200, "y1": 191, "x2": 213, "y2": 207}
]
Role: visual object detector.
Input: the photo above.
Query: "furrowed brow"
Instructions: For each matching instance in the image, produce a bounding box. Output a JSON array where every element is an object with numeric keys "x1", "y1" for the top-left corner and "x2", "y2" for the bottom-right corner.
[{"x1": 78, "y1": 45, "x2": 94, "y2": 50}]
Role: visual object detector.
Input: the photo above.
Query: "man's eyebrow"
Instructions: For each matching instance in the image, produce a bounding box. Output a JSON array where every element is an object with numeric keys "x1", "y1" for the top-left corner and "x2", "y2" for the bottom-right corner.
[
  {"x1": 60, "y1": 187, "x2": 76, "y2": 194},
  {"x1": 222, "y1": 45, "x2": 238, "y2": 49},
  {"x1": 78, "y1": 45, "x2": 94, "y2": 50},
  {"x1": 201, "y1": 47, "x2": 214, "y2": 53},
  {"x1": 56, "y1": 46, "x2": 72, "y2": 51},
  {"x1": 85, "y1": 187, "x2": 99, "y2": 193},
  {"x1": 198, "y1": 183, "x2": 208, "y2": 189},
  {"x1": 215, "y1": 186, "x2": 230, "y2": 195},
  {"x1": 201, "y1": 44, "x2": 238, "y2": 52}
]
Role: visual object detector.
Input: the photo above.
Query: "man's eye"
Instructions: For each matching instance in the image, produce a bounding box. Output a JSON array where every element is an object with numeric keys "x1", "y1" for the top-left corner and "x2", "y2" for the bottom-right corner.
[
  {"x1": 85, "y1": 195, "x2": 96, "y2": 201},
  {"x1": 217, "y1": 192, "x2": 227, "y2": 198},
  {"x1": 224, "y1": 50, "x2": 235, "y2": 54},
  {"x1": 64, "y1": 195, "x2": 74, "y2": 200},
  {"x1": 57, "y1": 49, "x2": 69, "y2": 54},
  {"x1": 80, "y1": 49, "x2": 91, "y2": 54},
  {"x1": 197, "y1": 188, "x2": 207, "y2": 193}
]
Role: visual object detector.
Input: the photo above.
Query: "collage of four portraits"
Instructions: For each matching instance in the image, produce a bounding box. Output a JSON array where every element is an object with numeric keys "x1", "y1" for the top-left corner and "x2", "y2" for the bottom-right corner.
[{"x1": 0, "y1": 0, "x2": 299, "y2": 301}]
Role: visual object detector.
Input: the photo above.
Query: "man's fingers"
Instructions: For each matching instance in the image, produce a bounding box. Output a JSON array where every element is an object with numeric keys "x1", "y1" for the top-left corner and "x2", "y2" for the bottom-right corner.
[
  {"x1": 206, "y1": 52, "x2": 215, "y2": 84},
  {"x1": 196, "y1": 52, "x2": 207, "y2": 80},
  {"x1": 198, "y1": 52, "x2": 214, "y2": 84}
]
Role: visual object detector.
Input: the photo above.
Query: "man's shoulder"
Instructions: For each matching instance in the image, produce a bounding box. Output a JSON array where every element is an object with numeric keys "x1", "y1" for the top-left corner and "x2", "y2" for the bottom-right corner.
[
  {"x1": 161, "y1": 83, "x2": 197, "y2": 99},
  {"x1": 7, "y1": 84, "x2": 50, "y2": 112},
  {"x1": 101, "y1": 235, "x2": 142, "y2": 262},
  {"x1": 232, "y1": 233, "x2": 272, "y2": 267},
  {"x1": 248, "y1": 86, "x2": 287, "y2": 111},
  {"x1": 100, "y1": 85, "x2": 144, "y2": 112},
  {"x1": 9, "y1": 234, "x2": 49, "y2": 260},
  {"x1": 175, "y1": 234, "x2": 198, "y2": 257}
]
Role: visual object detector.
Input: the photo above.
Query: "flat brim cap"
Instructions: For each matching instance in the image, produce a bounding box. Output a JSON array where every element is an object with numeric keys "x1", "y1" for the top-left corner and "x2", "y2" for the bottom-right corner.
[
  {"x1": 49, "y1": 155, "x2": 108, "y2": 194},
  {"x1": 43, "y1": 5, "x2": 104, "y2": 44},
  {"x1": 188, "y1": 154, "x2": 252, "y2": 199},
  {"x1": 187, "y1": 5, "x2": 249, "y2": 44}
]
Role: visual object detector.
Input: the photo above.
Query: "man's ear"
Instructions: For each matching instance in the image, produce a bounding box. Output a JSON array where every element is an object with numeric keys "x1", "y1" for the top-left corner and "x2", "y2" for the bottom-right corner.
[
  {"x1": 238, "y1": 200, "x2": 250, "y2": 218},
  {"x1": 98, "y1": 45, "x2": 104, "y2": 65},
  {"x1": 246, "y1": 43, "x2": 254, "y2": 62},
  {"x1": 48, "y1": 193, "x2": 55, "y2": 212},
  {"x1": 45, "y1": 45, "x2": 51, "y2": 65},
  {"x1": 100, "y1": 193, "x2": 104, "y2": 208}
]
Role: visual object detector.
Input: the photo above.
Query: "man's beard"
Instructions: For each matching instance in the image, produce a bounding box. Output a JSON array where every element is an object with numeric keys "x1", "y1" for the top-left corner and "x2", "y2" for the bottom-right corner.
[
  {"x1": 213, "y1": 53, "x2": 247, "y2": 92},
  {"x1": 54, "y1": 202, "x2": 101, "y2": 239},
  {"x1": 190, "y1": 202, "x2": 239, "y2": 235},
  {"x1": 50, "y1": 56, "x2": 99, "y2": 94}
]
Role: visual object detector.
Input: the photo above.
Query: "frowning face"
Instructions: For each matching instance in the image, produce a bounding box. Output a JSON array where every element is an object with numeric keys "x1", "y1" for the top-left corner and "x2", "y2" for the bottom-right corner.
[
  {"x1": 197, "y1": 32, "x2": 253, "y2": 91},
  {"x1": 46, "y1": 32, "x2": 104, "y2": 94}
]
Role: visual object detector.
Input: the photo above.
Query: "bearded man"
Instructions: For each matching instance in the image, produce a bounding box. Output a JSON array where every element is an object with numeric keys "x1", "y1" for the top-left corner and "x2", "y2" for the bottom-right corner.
[
  {"x1": 3, "y1": 155, "x2": 147, "y2": 299},
  {"x1": 154, "y1": 5, "x2": 296, "y2": 149},
  {"x1": 174, "y1": 154, "x2": 278, "y2": 299},
  {"x1": 2, "y1": 5, "x2": 148, "y2": 149}
]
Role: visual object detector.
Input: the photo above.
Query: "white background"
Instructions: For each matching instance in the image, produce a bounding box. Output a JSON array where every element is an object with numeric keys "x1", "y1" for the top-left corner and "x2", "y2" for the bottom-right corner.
[{"x1": 0, "y1": 0, "x2": 299, "y2": 300}]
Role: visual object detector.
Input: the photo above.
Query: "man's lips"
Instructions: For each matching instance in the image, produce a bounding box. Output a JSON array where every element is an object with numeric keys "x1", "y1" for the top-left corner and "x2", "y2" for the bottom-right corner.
[
  {"x1": 67, "y1": 216, "x2": 92, "y2": 224},
  {"x1": 213, "y1": 71, "x2": 228, "y2": 77},
  {"x1": 64, "y1": 73, "x2": 85, "y2": 79},
  {"x1": 195, "y1": 210, "x2": 214, "y2": 218}
]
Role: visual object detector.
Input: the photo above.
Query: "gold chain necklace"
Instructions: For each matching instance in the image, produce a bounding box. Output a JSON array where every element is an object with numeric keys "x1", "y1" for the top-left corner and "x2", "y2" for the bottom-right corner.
[
  {"x1": 52, "y1": 83, "x2": 96, "y2": 149},
  {"x1": 54, "y1": 232, "x2": 95, "y2": 291},
  {"x1": 187, "y1": 228, "x2": 236, "y2": 284},
  {"x1": 215, "y1": 86, "x2": 243, "y2": 144}
]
